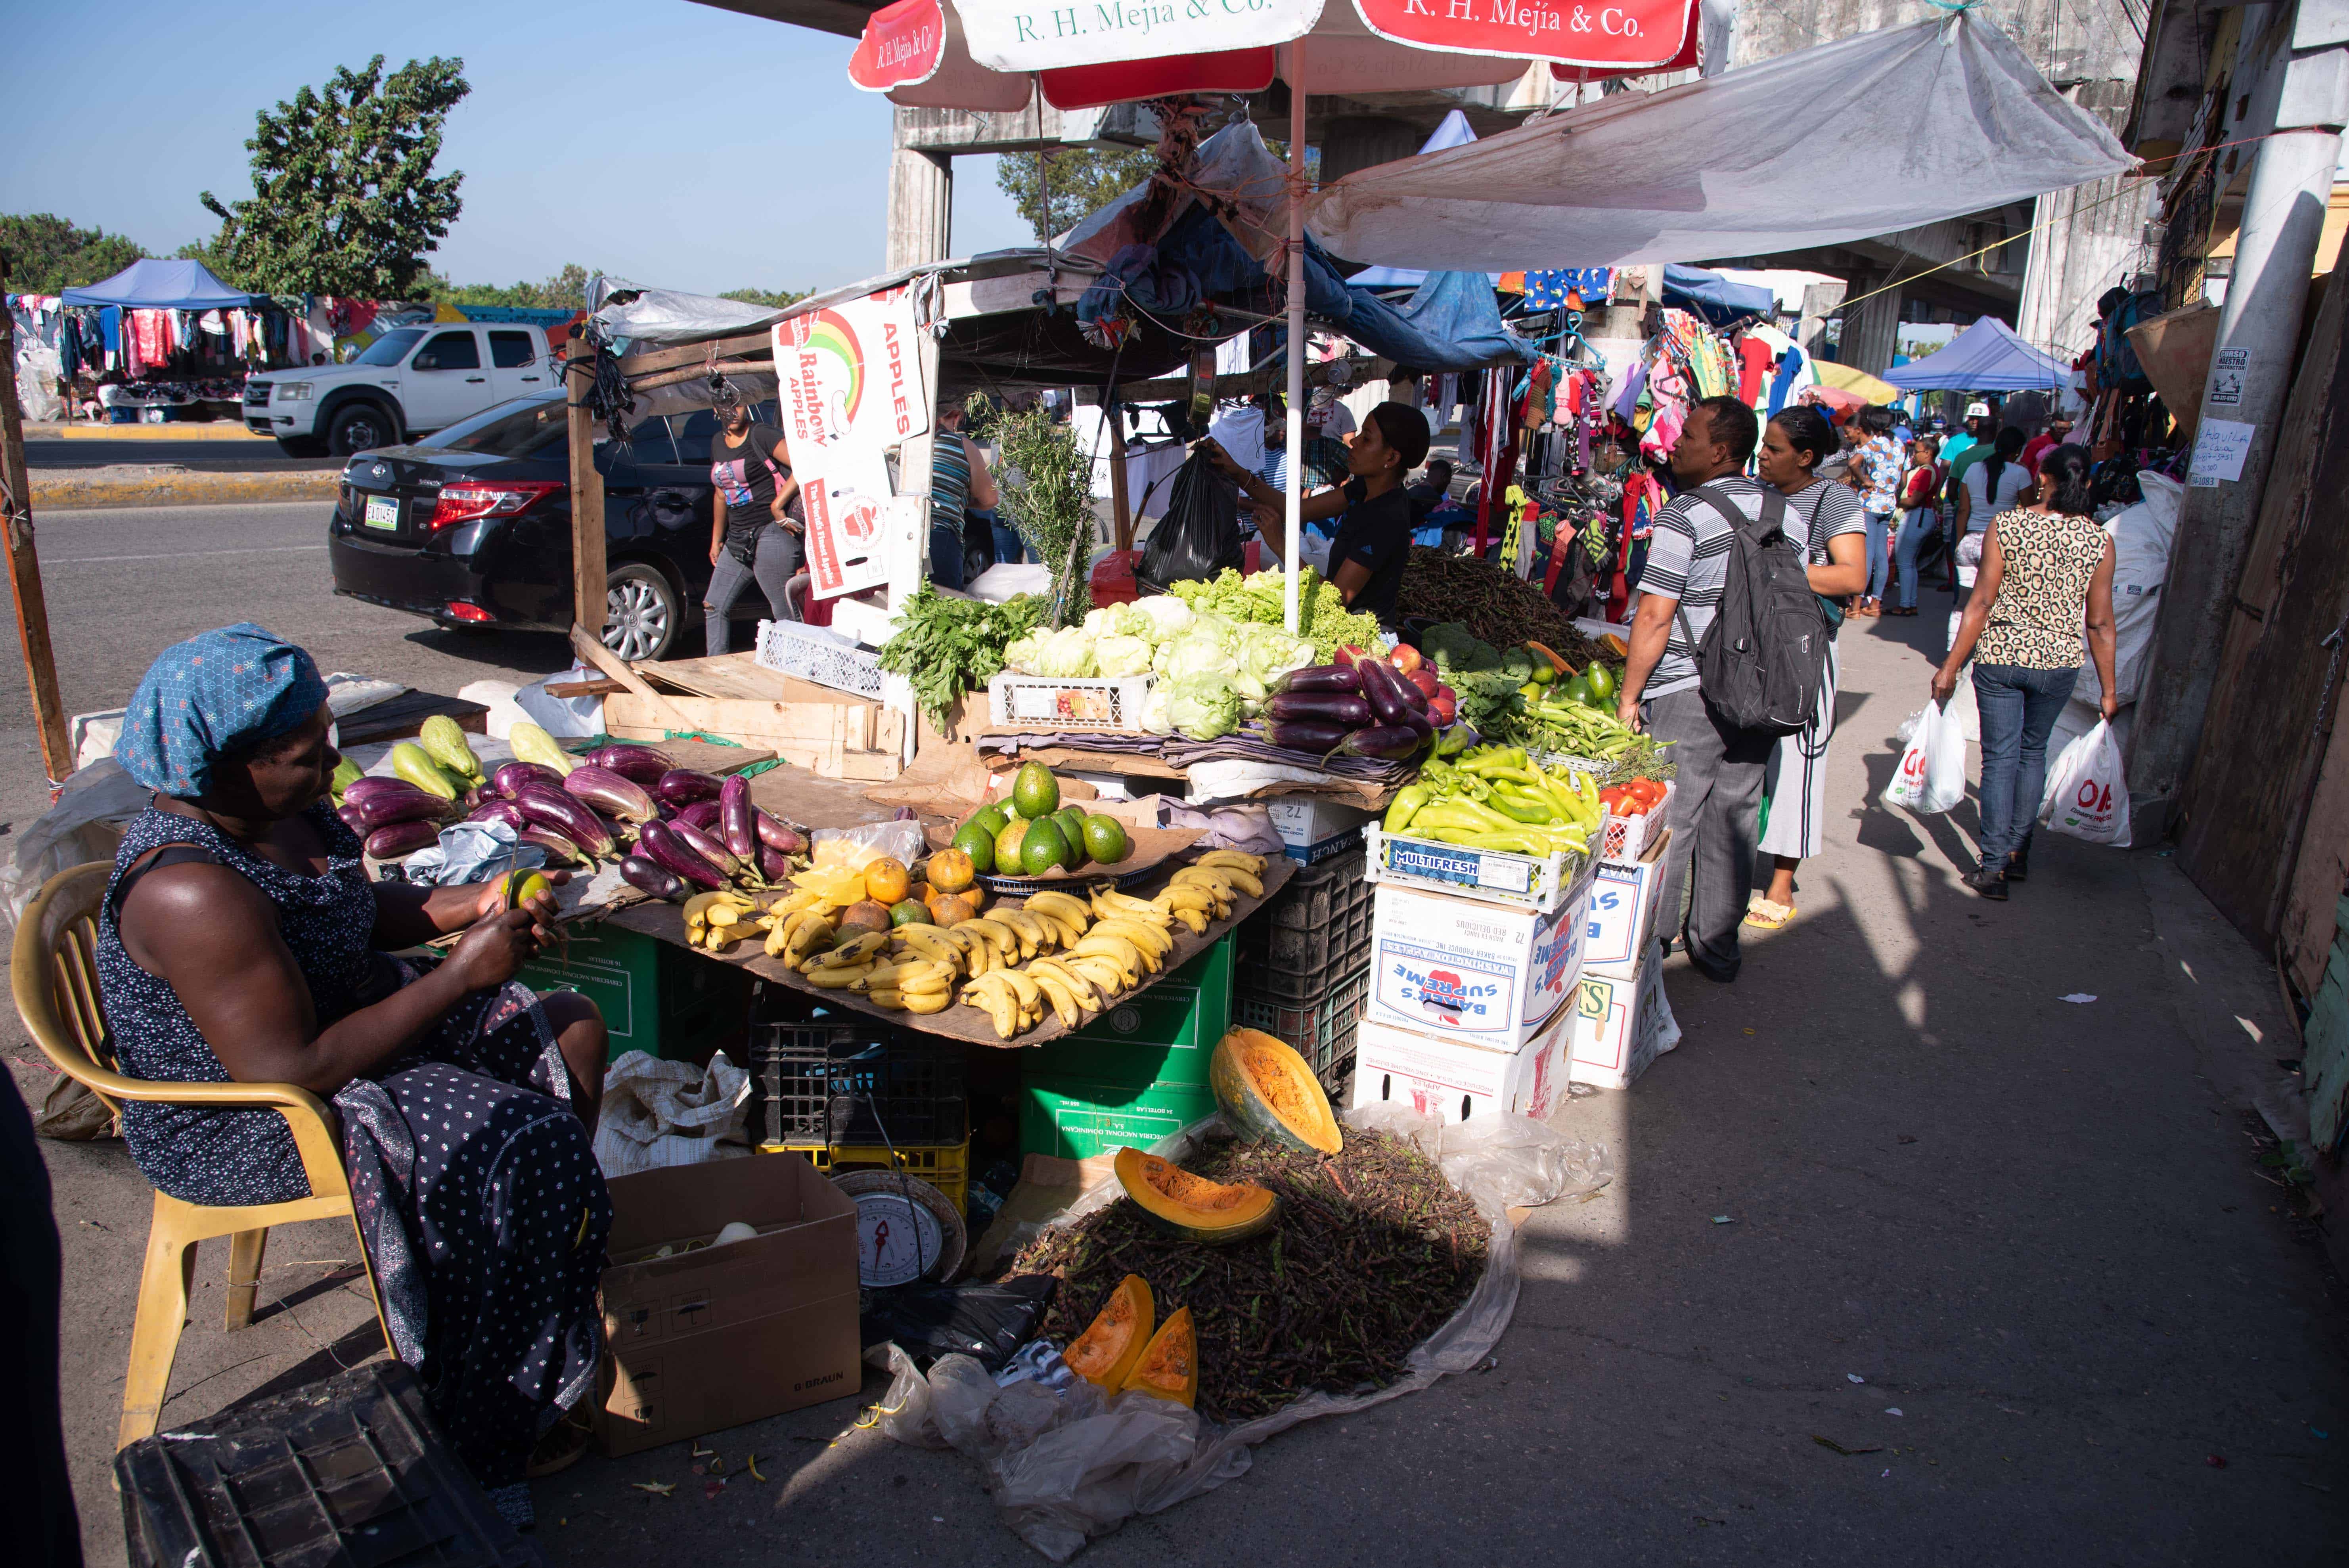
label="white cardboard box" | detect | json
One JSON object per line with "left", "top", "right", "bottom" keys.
{"left": 1349, "top": 1009, "right": 1572, "bottom": 1126}
{"left": 1568, "top": 960, "right": 1681, "bottom": 1089}
{"left": 1367, "top": 877, "right": 1589, "bottom": 1052}
{"left": 1265, "top": 795, "right": 1376, "bottom": 853}
{"left": 1582, "top": 827, "right": 1672, "bottom": 980}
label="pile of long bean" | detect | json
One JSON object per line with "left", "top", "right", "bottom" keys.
{"left": 1382, "top": 745, "right": 1602, "bottom": 855}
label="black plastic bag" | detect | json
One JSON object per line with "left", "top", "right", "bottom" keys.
{"left": 1137, "top": 449, "right": 1245, "bottom": 591}
{"left": 863, "top": 1274, "right": 1057, "bottom": 1371}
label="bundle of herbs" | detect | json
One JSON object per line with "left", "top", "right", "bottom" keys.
{"left": 878, "top": 587, "right": 1048, "bottom": 729}
{"left": 1010, "top": 1130, "right": 1490, "bottom": 1423}
{"left": 1398, "top": 548, "right": 1617, "bottom": 669}
{"left": 990, "top": 399, "right": 1096, "bottom": 630}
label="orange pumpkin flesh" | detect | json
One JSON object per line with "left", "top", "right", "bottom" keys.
{"left": 1208, "top": 1028, "right": 1342, "bottom": 1155}
{"left": 1113, "top": 1147, "right": 1279, "bottom": 1244}
{"left": 1120, "top": 1306, "right": 1198, "bottom": 1407}
{"left": 1064, "top": 1273, "right": 1155, "bottom": 1392}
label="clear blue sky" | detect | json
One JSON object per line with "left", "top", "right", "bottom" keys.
{"left": 0, "top": 0, "right": 1032, "bottom": 294}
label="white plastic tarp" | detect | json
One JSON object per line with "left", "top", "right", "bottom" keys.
{"left": 2081, "top": 470, "right": 2182, "bottom": 708}
{"left": 1882, "top": 316, "right": 2071, "bottom": 391}
{"left": 1309, "top": 16, "right": 2133, "bottom": 270}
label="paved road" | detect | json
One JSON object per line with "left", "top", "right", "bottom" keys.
{"left": 22, "top": 437, "right": 342, "bottom": 472}
{"left": 6, "top": 554, "right": 2345, "bottom": 1565}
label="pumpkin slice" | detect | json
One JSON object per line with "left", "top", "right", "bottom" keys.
{"left": 1063, "top": 1273, "right": 1154, "bottom": 1393}
{"left": 1118, "top": 1306, "right": 1198, "bottom": 1407}
{"left": 1209, "top": 1028, "right": 1342, "bottom": 1155}
{"left": 1113, "top": 1148, "right": 1279, "bottom": 1245}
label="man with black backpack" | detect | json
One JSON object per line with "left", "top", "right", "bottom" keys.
{"left": 1615, "top": 395, "right": 1829, "bottom": 983}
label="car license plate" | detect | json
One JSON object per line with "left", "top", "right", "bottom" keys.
{"left": 363, "top": 494, "right": 400, "bottom": 531}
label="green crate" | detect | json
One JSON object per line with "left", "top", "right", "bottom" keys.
{"left": 1018, "top": 1077, "right": 1221, "bottom": 1159}
{"left": 517, "top": 924, "right": 748, "bottom": 1061}
{"left": 1024, "top": 934, "right": 1233, "bottom": 1090}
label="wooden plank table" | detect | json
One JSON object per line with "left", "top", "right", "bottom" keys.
{"left": 597, "top": 852, "right": 1294, "bottom": 1049}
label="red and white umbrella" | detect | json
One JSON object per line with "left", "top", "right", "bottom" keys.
{"left": 849, "top": 0, "right": 1699, "bottom": 630}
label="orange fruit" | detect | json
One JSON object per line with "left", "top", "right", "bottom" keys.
{"left": 863, "top": 856, "right": 910, "bottom": 906}
{"left": 840, "top": 900, "right": 892, "bottom": 935}
{"left": 927, "top": 847, "right": 976, "bottom": 895}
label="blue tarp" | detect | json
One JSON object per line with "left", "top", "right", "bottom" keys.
{"left": 1881, "top": 316, "right": 2068, "bottom": 392}
{"left": 1662, "top": 264, "right": 1774, "bottom": 324}
{"left": 60, "top": 259, "right": 259, "bottom": 310}
{"left": 1343, "top": 268, "right": 1535, "bottom": 371}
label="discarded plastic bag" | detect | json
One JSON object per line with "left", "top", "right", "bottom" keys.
{"left": 1881, "top": 700, "right": 1966, "bottom": 816}
{"left": 592, "top": 1050, "right": 750, "bottom": 1178}
{"left": 2, "top": 758, "right": 150, "bottom": 934}
{"left": 868, "top": 1107, "right": 1605, "bottom": 1560}
{"left": 2038, "top": 718, "right": 2131, "bottom": 846}
{"left": 861, "top": 1275, "right": 1059, "bottom": 1373}
{"left": 1135, "top": 450, "right": 1245, "bottom": 591}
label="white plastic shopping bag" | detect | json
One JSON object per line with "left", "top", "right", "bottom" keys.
{"left": 2039, "top": 718, "right": 2132, "bottom": 846}
{"left": 1882, "top": 701, "right": 1968, "bottom": 816}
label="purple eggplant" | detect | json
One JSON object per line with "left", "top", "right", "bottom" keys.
{"left": 364, "top": 820, "right": 442, "bottom": 859}
{"left": 1270, "top": 664, "right": 1364, "bottom": 695}
{"left": 1357, "top": 659, "right": 1418, "bottom": 729}
{"left": 758, "top": 842, "right": 793, "bottom": 881}
{"left": 348, "top": 789, "right": 456, "bottom": 834}
{"left": 1396, "top": 672, "right": 1429, "bottom": 713}
{"left": 755, "top": 811, "right": 807, "bottom": 856}
{"left": 672, "top": 817, "right": 742, "bottom": 876}
{"left": 1327, "top": 725, "right": 1426, "bottom": 762}
{"left": 513, "top": 784, "right": 616, "bottom": 859}
{"left": 617, "top": 854, "right": 688, "bottom": 902}
{"left": 492, "top": 760, "right": 568, "bottom": 799}
{"left": 720, "top": 774, "right": 758, "bottom": 862}
{"left": 1266, "top": 691, "right": 1374, "bottom": 728}
{"left": 655, "top": 768, "right": 724, "bottom": 807}
{"left": 521, "top": 827, "right": 590, "bottom": 866}
{"left": 1261, "top": 718, "right": 1353, "bottom": 753}
{"left": 467, "top": 799, "right": 530, "bottom": 831}
{"left": 677, "top": 800, "right": 722, "bottom": 832}
{"left": 894, "top": 806, "right": 917, "bottom": 821}
{"left": 342, "top": 775, "right": 436, "bottom": 809}
{"left": 635, "top": 819, "right": 726, "bottom": 890}
{"left": 563, "top": 764, "right": 658, "bottom": 824}
{"left": 337, "top": 804, "right": 368, "bottom": 832}
{"left": 586, "top": 743, "right": 675, "bottom": 785}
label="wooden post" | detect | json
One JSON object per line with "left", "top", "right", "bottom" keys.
{"left": 0, "top": 258, "right": 74, "bottom": 791}
{"left": 1107, "top": 402, "right": 1133, "bottom": 554}
{"left": 565, "top": 330, "right": 607, "bottom": 639}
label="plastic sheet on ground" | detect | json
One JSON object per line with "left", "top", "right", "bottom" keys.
{"left": 870, "top": 1107, "right": 1611, "bottom": 1561}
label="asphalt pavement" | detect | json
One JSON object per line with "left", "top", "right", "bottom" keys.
{"left": 21, "top": 437, "right": 342, "bottom": 473}
{"left": 4, "top": 548, "right": 2344, "bottom": 1565}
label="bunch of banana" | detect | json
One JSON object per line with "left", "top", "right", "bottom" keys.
{"left": 763, "top": 906, "right": 842, "bottom": 968}
{"left": 1149, "top": 850, "right": 1265, "bottom": 931}
{"left": 850, "top": 959, "right": 955, "bottom": 1015}
{"left": 794, "top": 931, "right": 891, "bottom": 988}
{"left": 684, "top": 890, "right": 770, "bottom": 953}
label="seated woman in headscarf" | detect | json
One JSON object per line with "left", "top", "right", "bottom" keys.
{"left": 98, "top": 624, "right": 611, "bottom": 1523}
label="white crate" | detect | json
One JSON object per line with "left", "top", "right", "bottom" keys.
{"left": 1362, "top": 826, "right": 1595, "bottom": 914}
{"left": 754, "top": 619, "right": 884, "bottom": 698}
{"left": 988, "top": 672, "right": 1155, "bottom": 732}
{"left": 1599, "top": 780, "right": 1673, "bottom": 863}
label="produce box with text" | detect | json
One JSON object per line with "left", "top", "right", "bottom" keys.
{"left": 1366, "top": 877, "right": 1590, "bottom": 1052}
{"left": 1349, "top": 1007, "right": 1572, "bottom": 1125}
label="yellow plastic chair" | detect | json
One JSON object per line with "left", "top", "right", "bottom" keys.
{"left": 11, "top": 861, "right": 391, "bottom": 1449}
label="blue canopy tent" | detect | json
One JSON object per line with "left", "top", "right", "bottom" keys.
{"left": 1661, "top": 264, "right": 1774, "bottom": 325}
{"left": 60, "top": 258, "right": 260, "bottom": 310}
{"left": 1881, "top": 316, "right": 2068, "bottom": 392}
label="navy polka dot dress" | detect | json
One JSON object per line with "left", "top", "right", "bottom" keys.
{"left": 96, "top": 804, "right": 612, "bottom": 1509}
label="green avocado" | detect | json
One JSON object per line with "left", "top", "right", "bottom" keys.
{"left": 1020, "top": 818, "right": 1071, "bottom": 877}
{"left": 951, "top": 823, "right": 997, "bottom": 874}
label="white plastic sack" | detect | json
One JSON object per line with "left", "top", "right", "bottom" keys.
{"left": 2038, "top": 718, "right": 2131, "bottom": 846}
{"left": 510, "top": 667, "right": 605, "bottom": 739}
{"left": 1882, "top": 702, "right": 1968, "bottom": 816}
{"left": 2077, "top": 472, "right": 2181, "bottom": 708}
{"left": 1, "top": 758, "right": 151, "bottom": 933}
{"left": 592, "top": 1050, "right": 751, "bottom": 1178}
{"left": 871, "top": 1108, "right": 1609, "bottom": 1561}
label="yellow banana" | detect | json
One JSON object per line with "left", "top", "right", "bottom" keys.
{"left": 865, "top": 988, "right": 906, "bottom": 1010}
{"left": 802, "top": 961, "right": 874, "bottom": 988}
{"left": 990, "top": 966, "right": 1042, "bottom": 1011}
{"left": 1216, "top": 867, "right": 1264, "bottom": 897}
{"left": 1172, "top": 867, "right": 1234, "bottom": 897}
{"left": 1094, "top": 888, "right": 1164, "bottom": 919}
{"left": 1094, "top": 916, "right": 1172, "bottom": 957}
{"left": 994, "top": 908, "right": 1049, "bottom": 954}
{"left": 1072, "top": 933, "right": 1145, "bottom": 974}
{"left": 963, "top": 918, "right": 1022, "bottom": 961}
{"left": 1196, "top": 850, "right": 1266, "bottom": 875}
{"left": 1160, "top": 885, "right": 1218, "bottom": 912}
{"left": 1028, "top": 957, "right": 1100, "bottom": 1008}
{"left": 962, "top": 974, "right": 1022, "bottom": 1039}
{"left": 828, "top": 930, "right": 889, "bottom": 966}
{"left": 903, "top": 990, "right": 951, "bottom": 1015}
{"left": 856, "top": 961, "right": 946, "bottom": 993}
{"left": 1067, "top": 955, "right": 1131, "bottom": 996}
{"left": 1156, "top": 901, "right": 1209, "bottom": 935}
{"left": 1024, "top": 891, "right": 1092, "bottom": 928}
{"left": 895, "top": 928, "right": 965, "bottom": 969}
{"left": 1029, "top": 969, "right": 1084, "bottom": 1028}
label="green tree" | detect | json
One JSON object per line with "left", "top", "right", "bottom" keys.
{"left": 994, "top": 148, "right": 1157, "bottom": 242}
{"left": 718, "top": 286, "right": 810, "bottom": 310}
{"left": 426, "top": 262, "right": 593, "bottom": 310}
{"left": 0, "top": 214, "right": 148, "bottom": 293}
{"left": 199, "top": 56, "right": 469, "bottom": 298}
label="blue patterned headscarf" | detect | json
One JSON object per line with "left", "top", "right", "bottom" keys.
{"left": 114, "top": 624, "right": 329, "bottom": 798}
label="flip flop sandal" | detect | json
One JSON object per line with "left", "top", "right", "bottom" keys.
{"left": 1743, "top": 898, "right": 1796, "bottom": 930}
{"left": 526, "top": 1410, "right": 593, "bottom": 1478}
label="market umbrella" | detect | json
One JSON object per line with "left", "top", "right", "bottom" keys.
{"left": 1809, "top": 360, "right": 1903, "bottom": 404}
{"left": 847, "top": 0, "right": 1703, "bottom": 632}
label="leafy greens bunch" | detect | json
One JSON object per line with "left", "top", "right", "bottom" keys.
{"left": 877, "top": 587, "right": 1049, "bottom": 728}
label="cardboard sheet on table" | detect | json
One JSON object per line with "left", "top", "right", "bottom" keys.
{"left": 600, "top": 855, "right": 1294, "bottom": 1049}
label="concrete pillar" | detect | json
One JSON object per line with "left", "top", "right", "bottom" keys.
{"left": 2016, "top": 172, "right": 2155, "bottom": 361}
{"left": 1838, "top": 276, "right": 1903, "bottom": 376}
{"left": 1797, "top": 280, "right": 1846, "bottom": 361}
{"left": 1318, "top": 115, "right": 1421, "bottom": 186}
{"left": 2127, "top": 119, "right": 2346, "bottom": 829}
{"left": 886, "top": 133, "right": 952, "bottom": 272}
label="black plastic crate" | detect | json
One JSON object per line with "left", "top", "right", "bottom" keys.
{"left": 752, "top": 1011, "right": 967, "bottom": 1148}
{"left": 1233, "top": 963, "right": 1367, "bottom": 1099}
{"left": 117, "top": 1361, "right": 533, "bottom": 1568}
{"left": 1235, "top": 847, "right": 1375, "bottom": 1010}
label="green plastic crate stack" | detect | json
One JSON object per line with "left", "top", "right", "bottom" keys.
{"left": 518, "top": 924, "right": 749, "bottom": 1061}
{"left": 1018, "top": 934, "right": 1233, "bottom": 1158}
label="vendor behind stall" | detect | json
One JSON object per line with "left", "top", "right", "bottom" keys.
{"left": 96, "top": 626, "right": 610, "bottom": 1523}
{"left": 1208, "top": 401, "right": 1430, "bottom": 626}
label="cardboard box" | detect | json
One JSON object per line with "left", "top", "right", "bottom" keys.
{"left": 1366, "top": 877, "right": 1589, "bottom": 1051}
{"left": 1582, "top": 827, "right": 1673, "bottom": 980}
{"left": 1348, "top": 1009, "right": 1572, "bottom": 1126}
{"left": 594, "top": 1152, "right": 861, "bottom": 1456}
{"left": 1567, "top": 960, "right": 1681, "bottom": 1089}
{"left": 1265, "top": 796, "right": 1376, "bottom": 863}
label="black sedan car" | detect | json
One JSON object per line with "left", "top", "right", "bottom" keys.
{"left": 328, "top": 391, "right": 785, "bottom": 660}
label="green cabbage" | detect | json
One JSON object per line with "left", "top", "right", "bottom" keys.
{"left": 1093, "top": 634, "right": 1154, "bottom": 677}
{"left": 1164, "top": 674, "right": 1241, "bottom": 740}
{"left": 1154, "top": 615, "right": 1241, "bottom": 681}
{"left": 1132, "top": 595, "right": 1196, "bottom": 639}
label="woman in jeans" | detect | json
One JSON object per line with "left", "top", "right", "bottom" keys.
{"left": 705, "top": 393, "right": 800, "bottom": 653}
{"left": 1888, "top": 433, "right": 1943, "bottom": 616}
{"left": 1932, "top": 446, "right": 2119, "bottom": 899}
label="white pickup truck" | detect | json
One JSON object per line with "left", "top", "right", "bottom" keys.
{"left": 243, "top": 322, "right": 559, "bottom": 457}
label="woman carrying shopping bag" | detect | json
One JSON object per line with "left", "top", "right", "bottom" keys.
{"left": 1930, "top": 446, "right": 2119, "bottom": 899}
